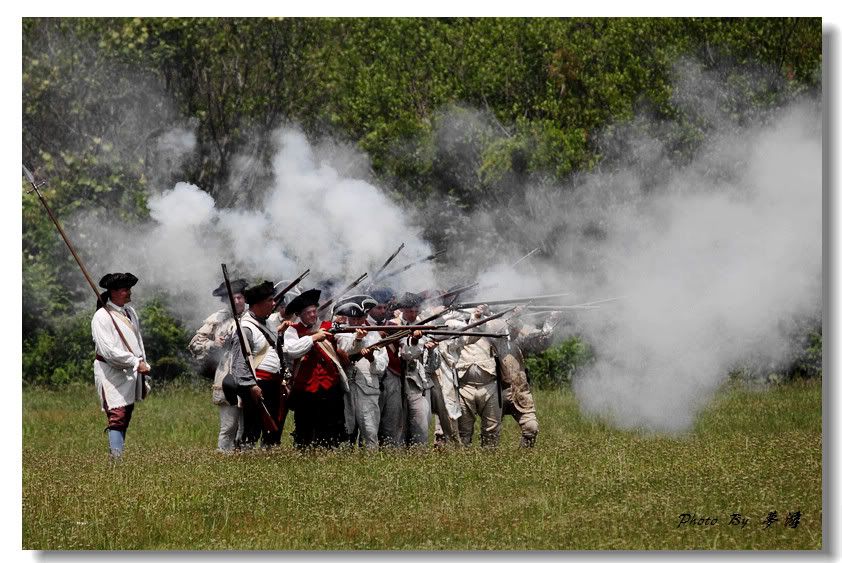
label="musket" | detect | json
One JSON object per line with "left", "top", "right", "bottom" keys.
{"left": 369, "top": 242, "right": 405, "bottom": 284}
{"left": 317, "top": 272, "right": 368, "bottom": 313}
{"left": 23, "top": 164, "right": 150, "bottom": 395}
{"left": 414, "top": 330, "right": 506, "bottom": 338}
{"left": 524, "top": 305, "right": 601, "bottom": 311}
{"left": 377, "top": 249, "right": 447, "bottom": 282}
{"left": 454, "top": 292, "right": 571, "bottom": 309}
{"left": 328, "top": 324, "right": 448, "bottom": 334}
{"left": 272, "top": 269, "right": 310, "bottom": 312}
{"left": 428, "top": 306, "right": 516, "bottom": 343}
{"left": 222, "top": 263, "right": 278, "bottom": 434}
{"left": 434, "top": 282, "right": 479, "bottom": 306}
{"left": 362, "top": 306, "right": 457, "bottom": 351}
{"left": 509, "top": 245, "right": 541, "bottom": 268}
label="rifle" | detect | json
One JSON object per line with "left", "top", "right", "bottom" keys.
{"left": 23, "top": 165, "right": 150, "bottom": 396}
{"left": 328, "top": 324, "right": 448, "bottom": 334}
{"left": 509, "top": 245, "right": 541, "bottom": 268}
{"left": 432, "top": 282, "right": 479, "bottom": 307}
{"left": 369, "top": 242, "right": 405, "bottom": 284}
{"left": 317, "top": 272, "right": 368, "bottom": 313}
{"left": 272, "top": 269, "right": 310, "bottom": 312}
{"left": 453, "top": 292, "right": 571, "bottom": 309}
{"left": 424, "top": 306, "right": 516, "bottom": 344}
{"left": 221, "top": 263, "right": 278, "bottom": 434}
{"left": 376, "top": 249, "right": 447, "bottom": 282}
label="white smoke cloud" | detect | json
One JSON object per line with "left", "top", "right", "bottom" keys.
{"left": 77, "top": 128, "right": 436, "bottom": 329}
{"left": 546, "top": 101, "right": 821, "bottom": 433}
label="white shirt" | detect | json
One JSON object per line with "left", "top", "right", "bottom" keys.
{"left": 91, "top": 302, "right": 146, "bottom": 410}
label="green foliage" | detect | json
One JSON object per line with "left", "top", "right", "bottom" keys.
{"left": 137, "top": 298, "right": 192, "bottom": 382}
{"left": 524, "top": 336, "right": 594, "bottom": 389}
{"left": 22, "top": 311, "right": 92, "bottom": 386}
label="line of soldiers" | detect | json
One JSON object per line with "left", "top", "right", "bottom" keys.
{"left": 188, "top": 278, "right": 561, "bottom": 452}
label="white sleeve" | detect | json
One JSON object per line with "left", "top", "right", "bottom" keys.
{"left": 335, "top": 332, "right": 365, "bottom": 354}
{"left": 283, "top": 325, "right": 314, "bottom": 359}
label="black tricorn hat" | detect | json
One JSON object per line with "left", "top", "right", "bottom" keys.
{"left": 99, "top": 272, "right": 139, "bottom": 290}
{"left": 333, "top": 294, "right": 378, "bottom": 318}
{"left": 212, "top": 278, "right": 248, "bottom": 297}
{"left": 244, "top": 280, "right": 275, "bottom": 305}
{"left": 395, "top": 291, "right": 423, "bottom": 309}
{"left": 285, "top": 288, "right": 321, "bottom": 316}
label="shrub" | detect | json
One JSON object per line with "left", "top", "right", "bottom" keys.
{"left": 524, "top": 336, "right": 594, "bottom": 389}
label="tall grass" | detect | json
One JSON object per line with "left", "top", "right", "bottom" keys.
{"left": 22, "top": 379, "right": 822, "bottom": 550}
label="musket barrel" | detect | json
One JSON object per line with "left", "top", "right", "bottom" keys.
{"left": 377, "top": 249, "right": 447, "bottom": 281}
{"left": 454, "top": 292, "right": 571, "bottom": 308}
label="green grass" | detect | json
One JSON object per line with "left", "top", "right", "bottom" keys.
{"left": 22, "top": 379, "right": 822, "bottom": 550}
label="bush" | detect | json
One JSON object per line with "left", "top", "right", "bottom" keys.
{"left": 22, "top": 310, "right": 92, "bottom": 386}
{"left": 22, "top": 297, "right": 193, "bottom": 386}
{"left": 524, "top": 336, "right": 594, "bottom": 389}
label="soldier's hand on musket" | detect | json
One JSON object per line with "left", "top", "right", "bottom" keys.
{"left": 138, "top": 360, "right": 151, "bottom": 374}
{"left": 276, "top": 320, "right": 292, "bottom": 336}
{"left": 311, "top": 330, "right": 329, "bottom": 342}
{"left": 249, "top": 385, "right": 263, "bottom": 402}
{"left": 354, "top": 328, "right": 368, "bottom": 341}
{"left": 214, "top": 333, "right": 227, "bottom": 347}
{"left": 423, "top": 340, "right": 437, "bottom": 351}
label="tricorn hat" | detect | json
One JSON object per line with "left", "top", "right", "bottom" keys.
{"left": 395, "top": 291, "right": 423, "bottom": 309}
{"left": 333, "top": 294, "right": 378, "bottom": 318}
{"left": 212, "top": 278, "right": 248, "bottom": 297}
{"left": 98, "top": 272, "right": 139, "bottom": 290}
{"left": 244, "top": 280, "right": 275, "bottom": 305}
{"left": 285, "top": 288, "right": 322, "bottom": 316}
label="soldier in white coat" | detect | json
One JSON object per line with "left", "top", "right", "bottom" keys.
{"left": 91, "top": 272, "right": 151, "bottom": 459}
{"left": 333, "top": 295, "right": 388, "bottom": 451}
{"left": 188, "top": 278, "right": 248, "bottom": 452}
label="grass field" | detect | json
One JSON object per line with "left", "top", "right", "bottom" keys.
{"left": 22, "top": 378, "right": 822, "bottom": 550}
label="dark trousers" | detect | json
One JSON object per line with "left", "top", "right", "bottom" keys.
{"left": 239, "top": 379, "right": 282, "bottom": 448}
{"left": 292, "top": 385, "right": 346, "bottom": 449}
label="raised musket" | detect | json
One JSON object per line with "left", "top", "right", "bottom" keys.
{"left": 376, "top": 249, "right": 447, "bottom": 282}
{"left": 434, "top": 282, "right": 479, "bottom": 307}
{"left": 222, "top": 263, "right": 278, "bottom": 434}
{"left": 317, "top": 272, "right": 368, "bottom": 313}
{"left": 509, "top": 245, "right": 542, "bottom": 268}
{"left": 369, "top": 242, "right": 405, "bottom": 284}
{"left": 272, "top": 269, "right": 311, "bottom": 312}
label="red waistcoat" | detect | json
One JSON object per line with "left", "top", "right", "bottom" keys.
{"left": 291, "top": 321, "right": 340, "bottom": 393}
